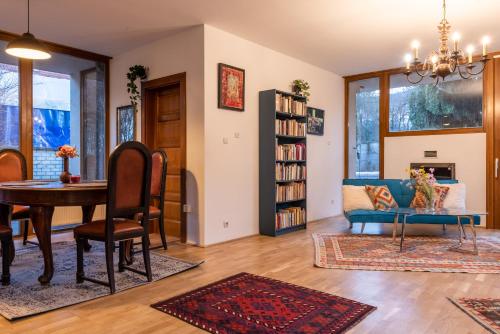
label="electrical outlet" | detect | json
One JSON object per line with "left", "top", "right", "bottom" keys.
{"left": 223, "top": 221, "right": 229, "bottom": 228}
{"left": 330, "top": 199, "right": 335, "bottom": 205}
{"left": 234, "top": 132, "right": 240, "bottom": 138}
{"left": 223, "top": 137, "right": 229, "bottom": 144}
{"left": 183, "top": 204, "right": 192, "bottom": 213}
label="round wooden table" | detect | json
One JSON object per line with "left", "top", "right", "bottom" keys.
{"left": 0, "top": 181, "right": 107, "bottom": 284}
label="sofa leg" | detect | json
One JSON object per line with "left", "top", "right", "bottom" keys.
{"left": 349, "top": 222, "right": 353, "bottom": 229}
{"left": 442, "top": 224, "right": 447, "bottom": 232}
{"left": 360, "top": 223, "right": 366, "bottom": 234}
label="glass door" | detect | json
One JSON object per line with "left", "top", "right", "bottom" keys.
{"left": 347, "top": 77, "right": 380, "bottom": 179}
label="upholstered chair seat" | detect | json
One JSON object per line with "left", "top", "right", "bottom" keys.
{"left": 74, "top": 219, "right": 144, "bottom": 240}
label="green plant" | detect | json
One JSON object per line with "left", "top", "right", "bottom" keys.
{"left": 126, "top": 65, "right": 148, "bottom": 110}
{"left": 292, "top": 79, "right": 311, "bottom": 100}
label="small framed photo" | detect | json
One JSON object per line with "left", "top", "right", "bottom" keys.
{"left": 116, "top": 105, "right": 136, "bottom": 144}
{"left": 218, "top": 63, "right": 245, "bottom": 111}
{"left": 307, "top": 107, "right": 325, "bottom": 136}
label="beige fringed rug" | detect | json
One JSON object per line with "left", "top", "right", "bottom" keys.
{"left": 312, "top": 233, "right": 500, "bottom": 273}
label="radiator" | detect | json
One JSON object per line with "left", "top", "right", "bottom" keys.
{"left": 52, "top": 205, "right": 106, "bottom": 226}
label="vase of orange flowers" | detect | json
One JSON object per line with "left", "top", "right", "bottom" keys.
{"left": 408, "top": 168, "right": 437, "bottom": 211}
{"left": 56, "top": 145, "right": 79, "bottom": 183}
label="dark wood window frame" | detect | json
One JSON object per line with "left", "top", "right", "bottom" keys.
{"left": 344, "top": 53, "right": 500, "bottom": 229}
{"left": 0, "top": 29, "right": 111, "bottom": 178}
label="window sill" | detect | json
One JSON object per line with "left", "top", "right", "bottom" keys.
{"left": 384, "top": 127, "right": 485, "bottom": 137}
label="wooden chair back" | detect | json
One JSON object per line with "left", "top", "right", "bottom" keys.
{"left": 0, "top": 149, "right": 27, "bottom": 182}
{"left": 106, "top": 141, "right": 152, "bottom": 238}
{"left": 150, "top": 150, "right": 167, "bottom": 201}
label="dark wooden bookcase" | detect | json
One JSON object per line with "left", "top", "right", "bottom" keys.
{"left": 259, "top": 89, "right": 307, "bottom": 236}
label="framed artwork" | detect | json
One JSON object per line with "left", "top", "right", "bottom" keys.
{"left": 307, "top": 107, "right": 325, "bottom": 136}
{"left": 116, "top": 105, "right": 136, "bottom": 144}
{"left": 218, "top": 63, "right": 245, "bottom": 111}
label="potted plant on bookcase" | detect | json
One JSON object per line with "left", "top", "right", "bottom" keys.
{"left": 126, "top": 65, "right": 148, "bottom": 112}
{"left": 291, "top": 79, "right": 310, "bottom": 101}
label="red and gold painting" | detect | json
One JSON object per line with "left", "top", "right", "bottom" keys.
{"left": 218, "top": 63, "right": 245, "bottom": 111}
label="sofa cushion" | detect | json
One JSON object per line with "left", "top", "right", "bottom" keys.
{"left": 365, "top": 185, "right": 399, "bottom": 210}
{"left": 342, "top": 185, "right": 374, "bottom": 212}
{"left": 439, "top": 183, "right": 466, "bottom": 210}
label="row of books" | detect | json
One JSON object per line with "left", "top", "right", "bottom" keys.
{"left": 276, "top": 182, "right": 306, "bottom": 202}
{"left": 275, "top": 94, "right": 307, "bottom": 116}
{"left": 276, "top": 163, "right": 306, "bottom": 181}
{"left": 275, "top": 207, "right": 306, "bottom": 230}
{"left": 276, "top": 119, "right": 306, "bottom": 137}
{"left": 276, "top": 143, "right": 306, "bottom": 161}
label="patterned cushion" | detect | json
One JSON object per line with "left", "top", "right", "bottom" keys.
{"left": 410, "top": 186, "right": 450, "bottom": 208}
{"left": 365, "top": 185, "right": 399, "bottom": 210}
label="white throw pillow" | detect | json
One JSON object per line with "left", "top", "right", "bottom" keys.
{"left": 342, "top": 185, "right": 375, "bottom": 212}
{"left": 439, "top": 183, "right": 466, "bottom": 210}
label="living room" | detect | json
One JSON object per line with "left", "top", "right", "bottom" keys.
{"left": 0, "top": 0, "right": 498, "bottom": 333}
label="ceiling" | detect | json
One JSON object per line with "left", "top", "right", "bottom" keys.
{"left": 0, "top": 0, "right": 499, "bottom": 76}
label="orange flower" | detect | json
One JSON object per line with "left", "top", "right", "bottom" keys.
{"left": 55, "top": 145, "right": 79, "bottom": 158}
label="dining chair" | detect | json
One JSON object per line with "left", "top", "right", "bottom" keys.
{"left": 73, "top": 141, "right": 153, "bottom": 294}
{"left": 133, "top": 150, "right": 168, "bottom": 251}
{"left": 0, "top": 149, "right": 32, "bottom": 245}
{"left": 0, "top": 224, "right": 12, "bottom": 285}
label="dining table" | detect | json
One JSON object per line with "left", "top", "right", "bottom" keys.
{"left": 0, "top": 180, "right": 107, "bottom": 284}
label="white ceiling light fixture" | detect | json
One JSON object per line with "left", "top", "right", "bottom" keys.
{"left": 5, "top": 0, "right": 51, "bottom": 60}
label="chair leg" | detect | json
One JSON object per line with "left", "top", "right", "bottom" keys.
{"left": 1, "top": 239, "right": 11, "bottom": 286}
{"left": 76, "top": 237, "right": 85, "bottom": 283}
{"left": 23, "top": 220, "right": 29, "bottom": 245}
{"left": 118, "top": 241, "right": 125, "bottom": 273}
{"left": 157, "top": 216, "right": 168, "bottom": 250}
{"left": 105, "top": 241, "right": 116, "bottom": 294}
{"left": 360, "top": 223, "right": 366, "bottom": 234}
{"left": 141, "top": 236, "right": 152, "bottom": 282}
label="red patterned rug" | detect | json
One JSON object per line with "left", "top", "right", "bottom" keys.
{"left": 151, "top": 272, "right": 375, "bottom": 333}
{"left": 449, "top": 298, "right": 500, "bottom": 333}
{"left": 312, "top": 234, "right": 500, "bottom": 273}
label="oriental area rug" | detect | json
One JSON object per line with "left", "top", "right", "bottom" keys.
{"left": 449, "top": 298, "right": 500, "bottom": 334}
{"left": 151, "top": 272, "right": 376, "bottom": 334}
{"left": 0, "top": 241, "right": 202, "bottom": 320}
{"left": 312, "top": 234, "right": 500, "bottom": 274}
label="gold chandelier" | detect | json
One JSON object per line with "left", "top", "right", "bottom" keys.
{"left": 404, "top": 0, "right": 490, "bottom": 84}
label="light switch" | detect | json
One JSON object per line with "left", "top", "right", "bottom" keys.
{"left": 223, "top": 137, "right": 229, "bottom": 144}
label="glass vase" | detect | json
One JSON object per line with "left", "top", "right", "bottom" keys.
{"left": 425, "top": 195, "right": 435, "bottom": 212}
{"left": 59, "top": 157, "right": 71, "bottom": 183}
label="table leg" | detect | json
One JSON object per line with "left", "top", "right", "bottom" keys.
{"left": 81, "top": 205, "right": 96, "bottom": 252}
{"left": 392, "top": 213, "right": 399, "bottom": 242}
{"left": 457, "top": 216, "right": 463, "bottom": 246}
{"left": 30, "top": 206, "right": 55, "bottom": 284}
{"left": 0, "top": 204, "right": 14, "bottom": 264}
{"left": 468, "top": 215, "right": 478, "bottom": 255}
{"left": 400, "top": 214, "right": 407, "bottom": 252}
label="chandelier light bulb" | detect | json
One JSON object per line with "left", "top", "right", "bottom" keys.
{"left": 411, "top": 40, "right": 420, "bottom": 59}
{"left": 466, "top": 45, "right": 474, "bottom": 63}
{"left": 404, "top": 54, "right": 412, "bottom": 69}
{"left": 482, "top": 36, "right": 491, "bottom": 56}
{"left": 452, "top": 32, "right": 461, "bottom": 42}
{"left": 431, "top": 55, "right": 439, "bottom": 64}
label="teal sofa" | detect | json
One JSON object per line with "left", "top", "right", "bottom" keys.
{"left": 343, "top": 179, "right": 480, "bottom": 230}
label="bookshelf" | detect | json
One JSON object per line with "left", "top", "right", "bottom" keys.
{"left": 259, "top": 89, "right": 307, "bottom": 236}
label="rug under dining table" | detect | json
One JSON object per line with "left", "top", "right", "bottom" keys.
{"left": 0, "top": 241, "right": 202, "bottom": 320}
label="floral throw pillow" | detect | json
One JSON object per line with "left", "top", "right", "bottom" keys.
{"left": 365, "top": 185, "right": 399, "bottom": 210}
{"left": 410, "top": 185, "right": 450, "bottom": 208}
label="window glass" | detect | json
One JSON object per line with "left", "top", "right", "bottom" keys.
{"left": 0, "top": 41, "right": 19, "bottom": 150}
{"left": 347, "top": 77, "right": 380, "bottom": 179}
{"left": 33, "top": 53, "right": 106, "bottom": 180}
{"left": 389, "top": 70, "right": 483, "bottom": 132}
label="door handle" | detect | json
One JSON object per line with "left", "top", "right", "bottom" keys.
{"left": 495, "top": 158, "right": 499, "bottom": 178}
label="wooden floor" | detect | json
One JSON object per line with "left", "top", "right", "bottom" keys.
{"left": 1, "top": 216, "right": 499, "bottom": 334}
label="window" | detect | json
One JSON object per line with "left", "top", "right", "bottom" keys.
{"left": 32, "top": 53, "right": 106, "bottom": 180}
{"left": 0, "top": 40, "right": 19, "bottom": 150}
{"left": 347, "top": 77, "right": 380, "bottom": 179}
{"left": 389, "top": 70, "right": 483, "bottom": 132}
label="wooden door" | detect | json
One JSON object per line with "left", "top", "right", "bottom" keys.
{"left": 142, "top": 73, "right": 186, "bottom": 241}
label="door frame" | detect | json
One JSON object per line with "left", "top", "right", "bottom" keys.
{"left": 141, "top": 72, "right": 187, "bottom": 242}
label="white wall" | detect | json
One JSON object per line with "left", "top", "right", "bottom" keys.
{"left": 385, "top": 133, "right": 486, "bottom": 225}
{"left": 109, "top": 26, "right": 205, "bottom": 244}
{"left": 203, "top": 25, "right": 344, "bottom": 245}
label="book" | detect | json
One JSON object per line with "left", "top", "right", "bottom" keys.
{"left": 275, "top": 207, "right": 306, "bottom": 230}
{"left": 275, "top": 119, "right": 306, "bottom": 136}
{"left": 275, "top": 182, "right": 306, "bottom": 202}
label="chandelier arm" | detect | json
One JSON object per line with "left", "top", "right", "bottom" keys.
{"left": 466, "top": 62, "right": 487, "bottom": 76}
{"left": 405, "top": 73, "right": 425, "bottom": 85}
{"left": 414, "top": 67, "right": 431, "bottom": 78}
{"left": 456, "top": 65, "right": 471, "bottom": 80}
